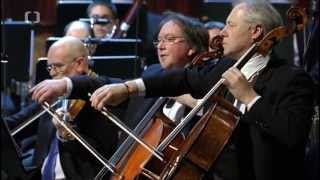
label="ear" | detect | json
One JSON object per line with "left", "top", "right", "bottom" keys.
{"left": 74, "top": 57, "right": 83, "bottom": 65}
{"left": 251, "top": 24, "right": 264, "bottom": 41}
{"left": 74, "top": 57, "right": 86, "bottom": 72}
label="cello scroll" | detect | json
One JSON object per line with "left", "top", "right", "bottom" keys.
{"left": 191, "top": 35, "right": 224, "bottom": 66}
{"left": 257, "top": 7, "right": 308, "bottom": 56}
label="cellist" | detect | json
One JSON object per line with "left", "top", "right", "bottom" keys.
{"left": 125, "top": 12, "right": 210, "bottom": 131}
{"left": 87, "top": 1, "right": 315, "bottom": 180}
{"left": 27, "top": 36, "right": 124, "bottom": 180}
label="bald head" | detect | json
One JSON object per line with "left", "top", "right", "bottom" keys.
{"left": 47, "top": 36, "right": 90, "bottom": 79}
{"left": 49, "top": 36, "right": 89, "bottom": 59}
{"left": 65, "top": 21, "right": 91, "bottom": 39}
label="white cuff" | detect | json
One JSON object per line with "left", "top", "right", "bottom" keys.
{"left": 62, "top": 77, "right": 73, "bottom": 98}
{"left": 246, "top": 95, "right": 261, "bottom": 111}
{"left": 133, "top": 78, "right": 146, "bottom": 96}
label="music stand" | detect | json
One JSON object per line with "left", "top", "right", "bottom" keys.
{"left": 1, "top": 21, "right": 31, "bottom": 87}
{"left": 92, "top": 38, "right": 142, "bottom": 56}
{"left": 90, "top": 55, "right": 143, "bottom": 79}
{"left": 46, "top": 37, "right": 142, "bottom": 56}
{"left": 35, "top": 57, "right": 51, "bottom": 84}
{"left": 1, "top": 117, "right": 27, "bottom": 179}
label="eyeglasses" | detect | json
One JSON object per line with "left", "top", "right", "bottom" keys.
{"left": 152, "top": 36, "right": 185, "bottom": 47}
{"left": 90, "top": 15, "right": 113, "bottom": 25}
{"left": 91, "top": 14, "right": 114, "bottom": 20}
{"left": 46, "top": 58, "right": 78, "bottom": 73}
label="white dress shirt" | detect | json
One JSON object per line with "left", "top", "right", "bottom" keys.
{"left": 233, "top": 54, "right": 269, "bottom": 113}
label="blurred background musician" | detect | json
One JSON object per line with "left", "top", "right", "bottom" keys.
{"left": 64, "top": 20, "right": 91, "bottom": 39}
{"left": 204, "top": 20, "right": 225, "bottom": 52}
{"left": 87, "top": 1, "right": 119, "bottom": 39}
{"left": 64, "top": 20, "right": 97, "bottom": 56}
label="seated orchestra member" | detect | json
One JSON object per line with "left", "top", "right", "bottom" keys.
{"left": 121, "top": 12, "right": 209, "bottom": 135}
{"left": 87, "top": 1, "right": 119, "bottom": 38}
{"left": 3, "top": 20, "right": 95, "bottom": 173}
{"left": 200, "top": 20, "right": 225, "bottom": 67}
{"left": 75, "top": 1, "right": 313, "bottom": 180}
{"left": 204, "top": 20, "right": 225, "bottom": 52}
{"left": 64, "top": 20, "right": 97, "bottom": 56}
{"left": 204, "top": 21, "right": 225, "bottom": 42}
{"left": 64, "top": 20, "right": 91, "bottom": 39}
{"left": 6, "top": 37, "right": 124, "bottom": 180}
{"left": 40, "top": 36, "right": 123, "bottom": 180}
{"left": 146, "top": 12, "right": 209, "bottom": 124}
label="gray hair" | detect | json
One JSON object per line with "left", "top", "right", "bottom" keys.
{"left": 233, "top": 0, "right": 283, "bottom": 35}
{"left": 204, "top": 21, "right": 225, "bottom": 30}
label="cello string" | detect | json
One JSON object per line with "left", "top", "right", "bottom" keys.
{"left": 88, "top": 93, "right": 164, "bottom": 162}
{"left": 100, "top": 106, "right": 164, "bottom": 162}
{"left": 109, "top": 97, "right": 167, "bottom": 165}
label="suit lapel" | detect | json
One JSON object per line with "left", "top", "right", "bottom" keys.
{"left": 254, "top": 55, "right": 281, "bottom": 93}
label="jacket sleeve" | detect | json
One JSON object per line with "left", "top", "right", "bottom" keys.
{"left": 142, "top": 58, "right": 232, "bottom": 98}
{"left": 69, "top": 75, "right": 123, "bottom": 100}
{"left": 242, "top": 68, "right": 315, "bottom": 147}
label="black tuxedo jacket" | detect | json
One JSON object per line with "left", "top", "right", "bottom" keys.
{"left": 70, "top": 67, "right": 159, "bottom": 148}
{"left": 142, "top": 56, "right": 315, "bottom": 180}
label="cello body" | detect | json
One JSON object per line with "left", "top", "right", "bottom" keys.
{"left": 111, "top": 113, "right": 184, "bottom": 180}
{"left": 160, "top": 96, "right": 241, "bottom": 179}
